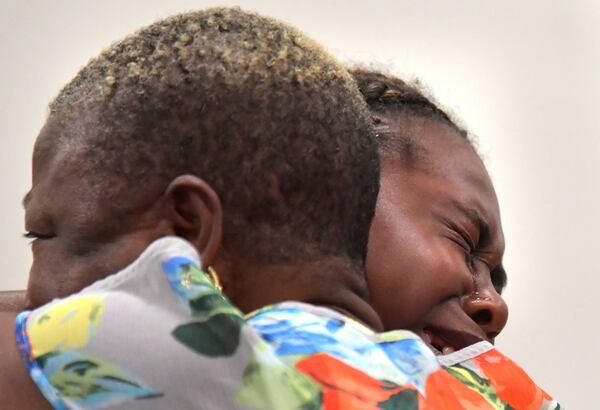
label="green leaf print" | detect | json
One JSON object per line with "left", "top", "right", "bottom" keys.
{"left": 172, "top": 312, "right": 243, "bottom": 357}
{"left": 378, "top": 389, "right": 418, "bottom": 410}
{"left": 236, "top": 357, "right": 322, "bottom": 410}
{"left": 188, "top": 293, "right": 240, "bottom": 320}
{"left": 38, "top": 350, "right": 162, "bottom": 407}
{"left": 445, "top": 364, "right": 514, "bottom": 410}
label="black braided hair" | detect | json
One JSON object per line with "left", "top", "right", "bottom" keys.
{"left": 351, "top": 69, "right": 470, "bottom": 166}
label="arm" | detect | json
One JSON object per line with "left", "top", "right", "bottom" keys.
{"left": 0, "top": 291, "right": 27, "bottom": 312}
{"left": 0, "top": 313, "right": 51, "bottom": 409}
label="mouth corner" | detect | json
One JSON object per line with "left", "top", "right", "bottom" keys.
{"left": 420, "top": 327, "right": 485, "bottom": 356}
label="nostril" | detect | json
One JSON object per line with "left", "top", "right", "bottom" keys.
{"left": 471, "top": 309, "right": 492, "bottom": 325}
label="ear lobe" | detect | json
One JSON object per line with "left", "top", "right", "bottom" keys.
{"left": 165, "top": 175, "right": 223, "bottom": 269}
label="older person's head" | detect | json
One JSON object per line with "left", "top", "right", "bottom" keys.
{"left": 23, "top": 8, "right": 381, "bottom": 328}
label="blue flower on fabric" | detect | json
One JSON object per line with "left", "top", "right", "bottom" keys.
{"left": 253, "top": 319, "right": 338, "bottom": 356}
{"left": 379, "top": 338, "right": 438, "bottom": 391}
{"left": 161, "top": 256, "right": 215, "bottom": 302}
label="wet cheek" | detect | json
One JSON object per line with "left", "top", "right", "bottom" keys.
{"left": 429, "top": 245, "right": 475, "bottom": 299}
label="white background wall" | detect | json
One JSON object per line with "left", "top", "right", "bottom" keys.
{"left": 1, "top": 0, "right": 598, "bottom": 407}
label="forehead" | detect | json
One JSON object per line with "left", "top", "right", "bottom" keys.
{"left": 31, "top": 113, "right": 89, "bottom": 180}
{"left": 383, "top": 117, "right": 496, "bottom": 197}
{"left": 25, "top": 112, "right": 164, "bottom": 229}
{"left": 25, "top": 115, "right": 104, "bottom": 216}
{"left": 380, "top": 118, "right": 503, "bottom": 241}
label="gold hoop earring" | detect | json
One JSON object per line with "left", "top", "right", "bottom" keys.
{"left": 207, "top": 266, "right": 223, "bottom": 292}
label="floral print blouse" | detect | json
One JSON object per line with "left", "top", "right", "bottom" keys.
{"left": 15, "top": 237, "right": 559, "bottom": 409}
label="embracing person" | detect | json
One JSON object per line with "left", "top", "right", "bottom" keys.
{"left": 0, "top": 7, "right": 558, "bottom": 410}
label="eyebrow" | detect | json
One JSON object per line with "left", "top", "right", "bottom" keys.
{"left": 451, "top": 201, "right": 490, "bottom": 244}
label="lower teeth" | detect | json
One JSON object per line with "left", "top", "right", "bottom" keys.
{"left": 442, "top": 347, "right": 455, "bottom": 355}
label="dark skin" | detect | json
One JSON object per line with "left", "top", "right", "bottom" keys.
{"left": 1, "top": 116, "right": 511, "bottom": 344}
{"left": 366, "top": 114, "right": 508, "bottom": 353}
{"left": 0, "top": 113, "right": 382, "bottom": 409}
{"left": 0, "top": 112, "right": 510, "bottom": 407}
{"left": 0, "top": 314, "right": 50, "bottom": 409}
{"left": 0, "top": 291, "right": 26, "bottom": 311}
{"left": 2, "top": 115, "right": 510, "bottom": 342}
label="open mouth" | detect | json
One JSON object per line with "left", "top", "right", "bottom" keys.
{"left": 421, "top": 328, "right": 484, "bottom": 356}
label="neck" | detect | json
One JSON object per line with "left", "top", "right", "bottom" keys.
{"left": 225, "top": 255, "right": 384, "bottom": 332}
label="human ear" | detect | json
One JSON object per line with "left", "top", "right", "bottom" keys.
{"left": 164, "top": 175, "right": 223, "bottom": 269}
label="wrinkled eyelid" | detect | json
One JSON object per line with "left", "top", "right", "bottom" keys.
{"left": 451, "top": 201, "right": 490, "bottom": 247}
{"left": 441, "top": 216, "right": 475, "bottom": 251}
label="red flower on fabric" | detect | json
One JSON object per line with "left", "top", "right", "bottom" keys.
{"left": 420, "top": 368, "right": 495, "bottom": 409}
{"left": 296, "top": 352, "right": 416, "bottom": 409}
{"left": 474, "top": 349, "right": 552, "bottom": 409}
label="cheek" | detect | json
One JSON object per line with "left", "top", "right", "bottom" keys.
{"left": 366, "top": 214, "right": 440, "bottom": 329}
{"left": 26, "top": 232, "right": 163, "bottom": 308}
{"left": 26, "top": 241, "right": 80, "bottom": 307}
{"left": 68, "top": 233, "right": 162, "bottom": 292}
{"left": 27, "top": 238, "right": 115, "bottom": 307}
{"left": 366, "top": 213, "right": 474, "bottom": 330}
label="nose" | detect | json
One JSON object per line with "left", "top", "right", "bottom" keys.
{"left": 463, "top": 273, "right": 508, "bottom": 342}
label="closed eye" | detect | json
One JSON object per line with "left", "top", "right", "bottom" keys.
{"left": 442, "top": 219, "right": 476, "bottom": 254}
{"left": 443, "top": 225, "right": 478, "bottom": 271}
{"left": 23, "top": 231, "right": 55, "bottom": 241}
